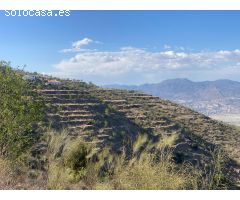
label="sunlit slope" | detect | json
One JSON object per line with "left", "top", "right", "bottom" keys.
{"left": 37, "top": 82, "right": 240, "bottom": 183}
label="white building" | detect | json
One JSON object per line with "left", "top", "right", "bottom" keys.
{"left": 23, "top": 75, "right": 37, "bottom": 81}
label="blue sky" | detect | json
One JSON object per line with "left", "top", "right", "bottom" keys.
{"left": 1, "top": 10, "right": 240, "bottom": 85}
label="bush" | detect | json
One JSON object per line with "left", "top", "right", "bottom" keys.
{"left": 46, "top": 130, "right": 95, "bottom": 189}
{"left": 63, "top": 140, "right": 90, "bottom": 171}
{"left": 0, "top": 62, "right": 44, "bottom": 159}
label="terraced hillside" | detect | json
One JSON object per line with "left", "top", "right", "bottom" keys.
{"left": 92, "top": 89, "right": 240, "bottom": 161}
{"left": 38, "top": 88, "right": 144, "bottom": 152}
{"left": 37, "top": 83, "right": 240, "bottom": 185}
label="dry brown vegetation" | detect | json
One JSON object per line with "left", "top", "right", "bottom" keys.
{"left": 0, "top": 128, "right": 235, "bottom": 190}
{"left": 1, "top": 65, "right": 239, "bottom": 189}
{"left": 42, "top": 130, "right": 230, "bottom": 190}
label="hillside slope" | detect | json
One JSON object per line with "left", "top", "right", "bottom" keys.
{"left": 36, "top": 79, "right": 240, "bottom": 186}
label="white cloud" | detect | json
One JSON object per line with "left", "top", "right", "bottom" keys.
{"left": 53, "top": 41, "right": 240, "bottom": 84}
{"left": 61, "top": 38, "right": 96, "bottom": 53}
{"left": 55, "top": 47, "right": 240, "bottom": 75}
{"left": 72, "top": 38, "right": 92, "bottom": 49}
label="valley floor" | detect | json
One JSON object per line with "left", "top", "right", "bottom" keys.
{"left": 210, "top": 114, "right": 240, "bottom": 127}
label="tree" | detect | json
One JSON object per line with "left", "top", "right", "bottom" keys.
{"left": 0, "top": 61, "right": 44, "bottom": 159}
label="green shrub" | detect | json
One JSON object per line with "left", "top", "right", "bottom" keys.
{"left": 64, "top": 140, "right": 89, "bottom": 171}
{"left": 0, "top": 62, "right": 44, "bottom": 159}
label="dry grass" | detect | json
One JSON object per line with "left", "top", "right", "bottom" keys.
{"left": 46, "top": 129, "right": 94, "bottom": 189}
{"left": 95, "top": 152, "right": 191, "bottom": 190}
{"left": 0, "top": 158, "right": 14, "bottom": 189}
{"left": 0, "top": 128, "right": 230, "bottom": 190}
{"left": 133, "top": 133, "right": 149, "bottom": 153}
{"left": 0, "top": 158, "right": 31, "bottom": 189}
{"left": 44, "top": 130, "right": 230, "bottom": 190}
{"left": 195, "top": 148, "right": 229, "bottom": 190}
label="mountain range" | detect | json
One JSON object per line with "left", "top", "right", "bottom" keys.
{"left": 104, "top": 79, "right": 240, "bottom": 120}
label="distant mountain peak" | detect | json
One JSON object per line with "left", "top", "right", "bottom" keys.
{"left": 162, "top": 78, "right": 192, "bottom": 82}
{"left": 104, "top": 79, "right": 240, "bottom": 116}
{"left": 161, "top": 78, "right": 193, "bottom": 85}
